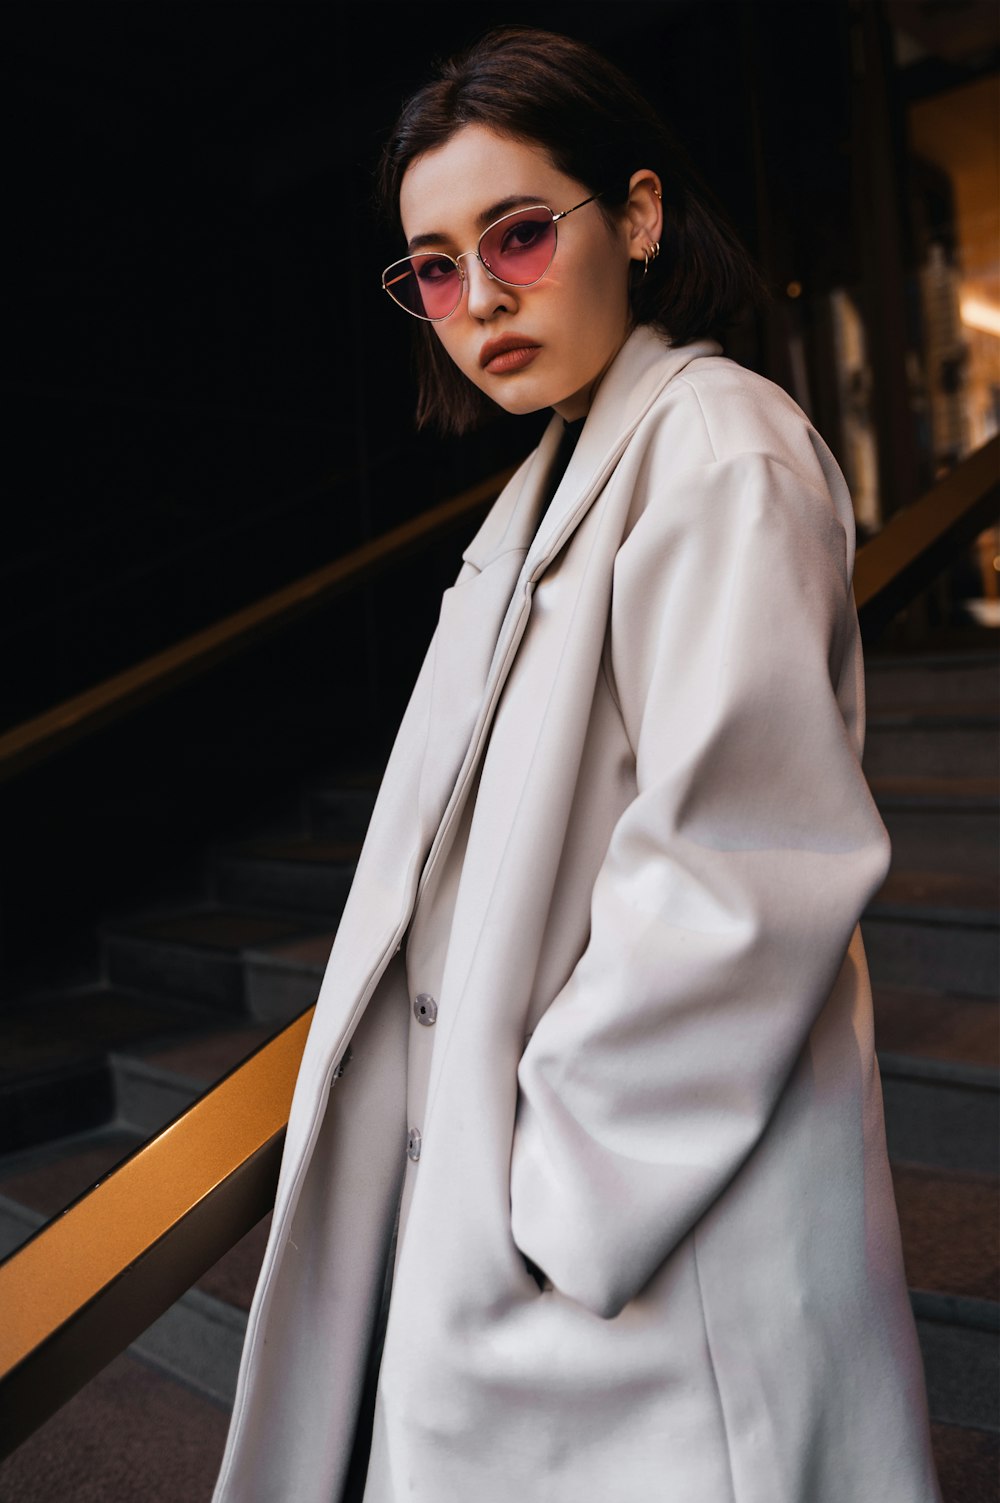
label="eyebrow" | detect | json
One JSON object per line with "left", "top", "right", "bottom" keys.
{"left": 406, "top": 195, "right": 546, "bottom": 252}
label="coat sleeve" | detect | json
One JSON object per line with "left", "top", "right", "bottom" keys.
{"left": 508, "top": 448, "right": 891, "bottom": 1320}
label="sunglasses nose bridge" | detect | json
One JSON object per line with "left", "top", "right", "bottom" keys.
{"left": 455, "top": 249, "right": 498, "bottom": 284}
{"left": 453, "top": 251, "right": 510, "bottom": 319}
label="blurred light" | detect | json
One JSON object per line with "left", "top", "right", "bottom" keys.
{"left": 960, "top": 295, "right": 1000, "bottom": 337}
{"left": 786, "top": 281, "right": 802, "bottom": 299}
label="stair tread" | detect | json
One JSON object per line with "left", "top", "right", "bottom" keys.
{"left": 866, "top": 647, "right": 999, "bottom": 666}
{"left": 874, "top": 988, "right": 999, "bottom": 1074}
{"left": 0, "top": 1129, "right": 141, "bottom": 1222}
{"left": 135, "top": 1024, "right": 276, "bottom": 1085}
{"left": 219, "top": 836, "right": 361, "bottom": 865}
{"left": 5, "top": 661, "right": 995, "bottom": 1477}
{"left": 106, "top": 907, "right": 324, "bottom": 952}
{"left": 929, "top": 1421, "right": 1000, "bottom": 1503}
{"left": 867, "top": 699, "right": 999, "bottom": 724}
{"left": 246, "top": 931, "right": 335, "bottom": 969}
{"left": 196, "top": 1214, "right": 270, "bottom": 1311}
{"left": 869, "top": 869, "right": 1000, "bottom": 917}
{"left": 0, "top": 1349, "right": 229, "bottom": 1502}
{"left": 869, "top": 774, "right": 1000, "bottom": 806}
{"left": 891, "top": 1162, "right": 999, "bottom": 1305}
{"left": 0, "top": 989, "right": 215, "bottom": 1085}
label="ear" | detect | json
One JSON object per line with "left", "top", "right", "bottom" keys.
{"left": 624, "top": 169, "right": 664, "bottom": 267}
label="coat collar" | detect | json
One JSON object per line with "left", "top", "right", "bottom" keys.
{"left": 462, "top": 327, "right": 723, "bottom": 578}
{"left": 287, "top": 330, "right": 725, "bottom": 1102}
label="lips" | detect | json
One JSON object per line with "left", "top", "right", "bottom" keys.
{"left": 479, "top": 335, "right": 541, "bottom": 373}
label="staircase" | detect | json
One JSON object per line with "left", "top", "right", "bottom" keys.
{"left": 0, "top": 649, "right": 996, "bottom": 1502}
{"left": 862, "top": 648, "right": 999, "bottom": 1497}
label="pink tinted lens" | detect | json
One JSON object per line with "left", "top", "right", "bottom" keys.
{"left": 385, "top": 254, "right": 461, "bottom": 319}
{"left": 479, "top": 208, "right": 556, "bottom": 284}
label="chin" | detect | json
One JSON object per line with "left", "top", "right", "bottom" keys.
{"left": 481, "top": 375, "right": 571, "bottom": 418}
{"left": 474, "top": 384, "right": 547, "bottom": 417}
{"left": 492, "top": 394, "right": 554, "bottom": 417}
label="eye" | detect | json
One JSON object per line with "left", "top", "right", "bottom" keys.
{"left": 499, "top": 218, "right": 547, "bottom": 256}
{"left": 415, "top": 255, "right": 458, "bottom": 284}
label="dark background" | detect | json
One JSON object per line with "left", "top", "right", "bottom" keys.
{"left": 2, "top": 1, "right": 989, "bottom": 989}
{"left": 3, "top": 1, "right": 855, "bottom": 723}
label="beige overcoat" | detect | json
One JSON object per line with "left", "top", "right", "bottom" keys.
{"left": 212, "top": 328, "right": 941, "bottom": 1503}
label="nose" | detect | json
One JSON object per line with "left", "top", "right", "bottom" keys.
{"left": 459, "top": 252, "right": 518, "bottom": 322}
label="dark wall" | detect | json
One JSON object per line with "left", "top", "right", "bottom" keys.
{"left": 3, "top": 1, "right": 782, "bottom": 721}
{"left": 2, "top": 1, "right": 869, "bottom": 988}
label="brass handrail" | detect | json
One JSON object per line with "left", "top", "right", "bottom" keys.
{"left": 0, "top": 1010, "right": 313, "bottom": 1456}
{"left": 0, "top": 465, "right": 516, "bottom": 784}
{"left": 0, "top": 436, "right": 997, "bottom": 1459}
{"left": 855, "top": 434, "right": 999, "bottom": 635}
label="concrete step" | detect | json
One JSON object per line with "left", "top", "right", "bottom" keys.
{"left": 863, "top": 870, "right": 999, "bottom": 999}
{"left": 893, "top": 1160, "right": 999, "bottom": 1435}
{"left": 0, "top": 988, "right": 224, "bottom": 1155}
{"left": 930, "top": 1422, "right": 999, "bottom": 1503}
{"left": 134, "top": 1216, "right": 268, "bottom": 1409}
{"left": 0, "top": 1126, "right": 143, "bottom": 1262}
{"left": 863, "top": 702, "right": 998, "bottom": 780}
{"left": 893, "top": 1161, "right": 997, "bottom": 1309}
{"left": 865, "top": 651, "right": 999, "bottom": 713}
{"left": 244, "top": 930, "right": 333, "bottom": 1023}
{"left": 103, "top": 907, "right": 326, "bottom": 1012}
{"left": 913, "top": 1296, "right": 999, "bottom": 1440}
{"left": 876, "top": 980, "right": 999, "bottom": 1176}
{"left": 880, "top": 1063, "right": 998, "bottom": 1176}
{"left": 0, "top": 1348, "right": 230, "bottom": 1502}
{"left": 874, "top": 986, "right": 998, "bottom": 1075}
{"left": 212, "top": 837, "right": 359, "bottom": 918}
{"left": 111, "top": 1021, "right": 275, "bottom": 1137}
{"left": 871, "top": 776, "right": 1000, "bottom": 878}
{"left": 1, "top": 651, "right": 991, "bottom": 1497}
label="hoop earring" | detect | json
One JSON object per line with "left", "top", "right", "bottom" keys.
{"left": 642, "top": 240, "right": 661, "bottom": 276}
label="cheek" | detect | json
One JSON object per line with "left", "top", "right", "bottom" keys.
{"left": 563, "top": 239, "right": 630, "bottom": 332}
{"left": 559, "top": 277, "right": 629, "bottom": 376}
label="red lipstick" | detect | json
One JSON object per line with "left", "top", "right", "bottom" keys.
{"left": 479, "top": 335, "right": 541, "bottom": 374}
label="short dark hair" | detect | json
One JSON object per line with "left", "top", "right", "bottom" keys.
{"left": 378, "top": 26, "right": 772, "bottom": 435}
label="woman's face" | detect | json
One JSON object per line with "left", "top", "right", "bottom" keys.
{"left": 398, "top": 125, "right": 636, "bottom": 421}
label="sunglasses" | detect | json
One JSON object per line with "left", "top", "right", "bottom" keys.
{"left": 381, "top": 195, "right": 602, "bottom": 321}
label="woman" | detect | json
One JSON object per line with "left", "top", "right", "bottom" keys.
{"left": 213, "top": 28, "right": 941, "bottom": 1503}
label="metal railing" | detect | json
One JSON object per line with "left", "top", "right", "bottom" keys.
{"left": 0, "top": 465, "right": 515, "bottom": 784}
{"left": 855, "top": 436, "right": 1000, "bottom": 639}
{"left": 0, "top": 434, "right": 996, "bottom": 1458}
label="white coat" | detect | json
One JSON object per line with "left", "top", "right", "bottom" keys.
{"left": 212, "top": 327, "right": 942, "bottom": 1503}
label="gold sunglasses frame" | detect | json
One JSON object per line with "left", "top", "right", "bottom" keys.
{"left": 381, "top": 194, "right": 602, "bottom": 321}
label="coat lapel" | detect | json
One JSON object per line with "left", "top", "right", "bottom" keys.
{"left": 291, "top": 331, "right": 722, "bottom": 1102}
{"left": 413, "top": 332, "right": 723, "bottom": 902}
{"left": 523, "top": 330, "right": 722, "bottom": 583}
{"left": 418, "top": 418, "right": 565, "bottom": 837}
{"left": 282, "top": 422, "right": 566, "bottom": 1112}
